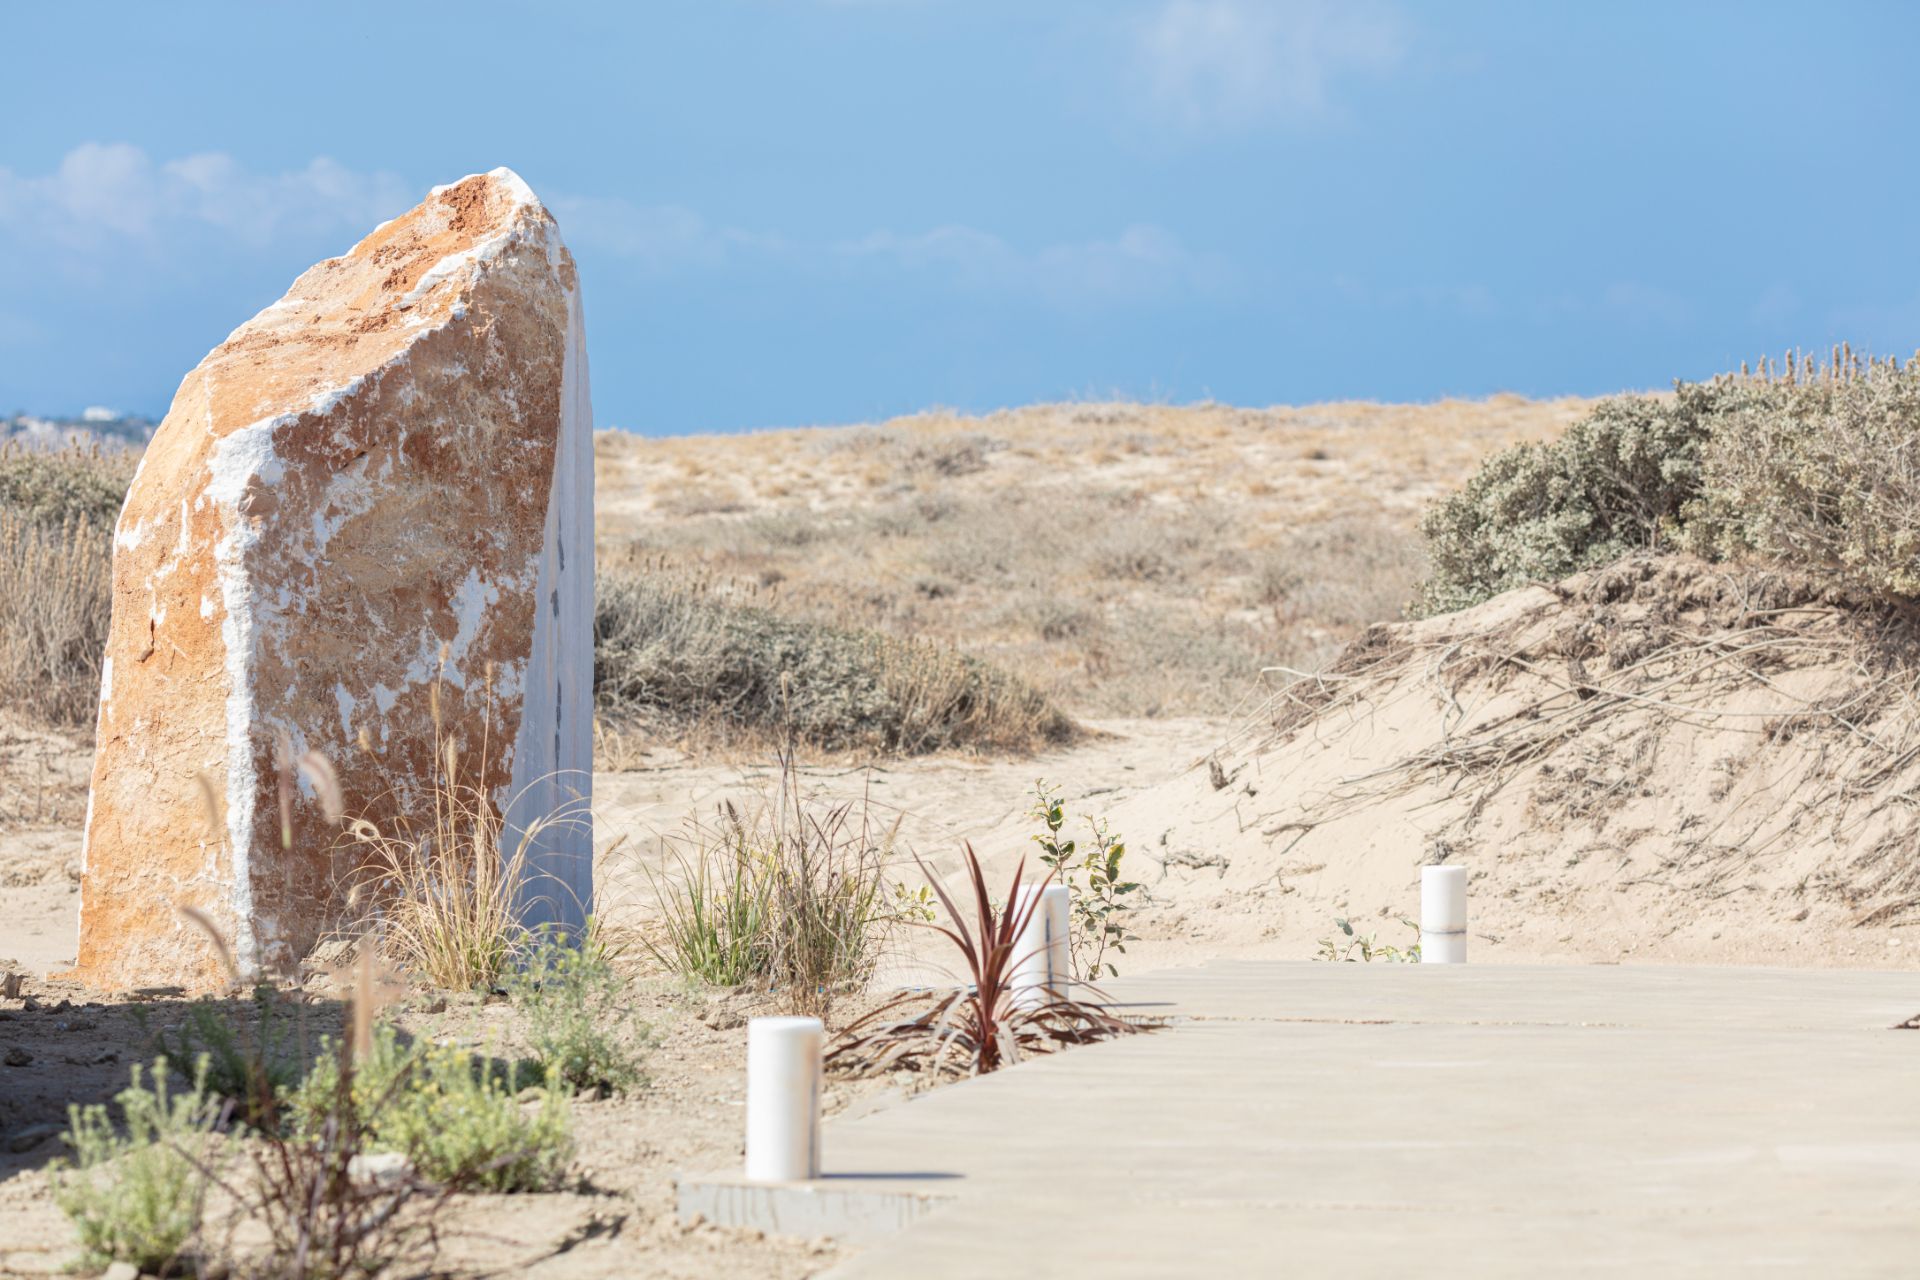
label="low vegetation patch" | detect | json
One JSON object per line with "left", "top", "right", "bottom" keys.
{"left": 507, "top": 929, "right": 655, "bottom": 1094}
{"left": 642, "top": 758, "right": 929, "bottom": 1012}
{"left": 827, "top": 845, "right": 1141, "bottom": 1081}
{"left": 1418, "top": 352, "right": 1920, "bottom": 615}
{"left": 51, "top": 1058, "right": 222, "bottom": 1276}
{"left": 596, "top": 565, "right": 1074, "bottom": 754}
{"left": 291, "top": 1024, "right": 574, "bottom": 1194}
{"left": 0, "top": 444, "right": 126, "bottom": 730}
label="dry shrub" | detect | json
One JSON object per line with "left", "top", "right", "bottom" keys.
{"left": 344, "top": 684, "right": 585, "bottom": 990}
{"left": 594, "top": 567, "right": 1073, "bottom": 755}
{"left": 0, "top": 441, "right": 132, "bottom": 526}
{"left": 0, "top": 443, "right": 130, "bottom": 732}
{"left": 0, "top": 511, "right": 112, "bottom": 729}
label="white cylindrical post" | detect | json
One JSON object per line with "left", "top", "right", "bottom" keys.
{"left": 1011, "top": 884, "right": 1051, "bottom": 1009}
{"left": 1042, "top": 885, "right": 1072, "bottom": 998}
{"left": 1421, "top": 865, "right": 1468, "bottom": 964}
{"left": 745, "top": 1016, "right": 823, "bottom": 1182}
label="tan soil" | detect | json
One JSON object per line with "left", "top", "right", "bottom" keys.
{"left": 0, "top": 720, "right": 1202, "bottom": 1278}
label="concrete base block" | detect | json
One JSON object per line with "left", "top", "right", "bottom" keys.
{"left": 674, "top": 1173, "right": 956, "bottom": 1244}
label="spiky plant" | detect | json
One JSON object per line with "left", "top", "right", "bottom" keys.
{"left": 826, "top": 845, "right": 1140, "bottom": 1081}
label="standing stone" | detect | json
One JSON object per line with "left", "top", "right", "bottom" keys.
{"left": 74, "top": 169, "right": 594, "bottom": 991}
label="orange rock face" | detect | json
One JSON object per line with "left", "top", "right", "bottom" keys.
{"left": 75, "top": 169, "right": 594, "bottom": 991}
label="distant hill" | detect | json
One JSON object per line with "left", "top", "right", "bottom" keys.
{"left": 2, "top": 409, "right": 154, "bottom": 452}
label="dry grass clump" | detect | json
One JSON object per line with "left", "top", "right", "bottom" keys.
{"left": 343, "top": 679, "right": 586, "bottom": 991}
{"left": 0, "top": 444, "right": 130, "bottom": 732}
{"left": 594, "top": 562, "right": 1074, "bottom": 755}
{"left": 640, "top": 757, "right": 922, "bottom": 1013}
{"left": 0, "top": 512, "right": 112, "bottom": 729}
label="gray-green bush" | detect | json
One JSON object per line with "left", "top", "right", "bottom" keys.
{"left": 1416, "top": 357, "right": 1920, "bottom": 615}
{"left": 289, "top": 1023, "right": 574, "bottom": 1193}
{"left": 52, "top": 1058, "right": 222, "bottom": 1275}
{"left": 509, "top": 930, "right": 654, "bottom": 1094}
{"left": 1415, "top": 387, "right": 1714, "bottom": 615}
{"left": 594, "top": 570, "right": 1074, "bottom": 754}
{"left": 1685, "top": 360, "right": 1920, "bottom": 599}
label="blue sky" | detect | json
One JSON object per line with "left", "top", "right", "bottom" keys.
{"left": 4, "top": 1, "right": 1917, "bottom": 434}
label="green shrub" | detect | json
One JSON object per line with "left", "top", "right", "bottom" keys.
{"left": 376, "top": 1042, "right": 573, "bottom": 1193}
{"left": 1684, "top": 361, "right": 1920, "bottom": 598}
{"left": 51, "top": 1058, "right": 222, "bottom": 1275}
{"left": 1414, "top": 388, "right": 1715, "bottom": 616}
{"left": 1417, "top": 360, "right": 1920, "bottom": 614}
{"left": 289, "top": 1024, "right": 574, "bottom": 1193}
{"left": 594, "top": 570, "right": 1073, "bottom": 754}
{"left": 509, "top": 929, "right": 654, "bottom": 1094}
{"left": 143, "top": 986, "right": 304, "bottom": 1128}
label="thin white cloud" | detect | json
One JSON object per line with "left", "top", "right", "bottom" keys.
{"left": 840, "top": 222, "right": 1220, "bottom": 304}
{"left": 1134, "top": 0, "right": 1407, "bottom": 129}
{"left": 559, "top": 198, "right": 1222, "bottom": 306}
{"left": 0, "top": 144, "right": 1220, "bottom": 309}
{"left": 0, "top": 143, "right": 412, "bottom": 253}
{"left": 547, "top": 196, "right": 788, "bottom": 273}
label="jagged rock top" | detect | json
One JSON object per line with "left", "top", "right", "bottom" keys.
{"left": 189, "top": 168, "right": 572, "bottom": 441}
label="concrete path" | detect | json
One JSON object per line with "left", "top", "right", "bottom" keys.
{"left": 681, "top": 962, "right": 1920, "bottom": 1278}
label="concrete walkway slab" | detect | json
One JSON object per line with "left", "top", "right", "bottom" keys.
{"left": 680, "top": 963, "right": 1920, "bottom": 1277}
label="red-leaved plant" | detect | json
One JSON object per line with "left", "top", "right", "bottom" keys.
{"left": 825, "top": 844, "right": 1140, "bottom": 1080}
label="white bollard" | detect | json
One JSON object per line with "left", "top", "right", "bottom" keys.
{"left": 1011, "top": 884, "right": 1052, "bottom": 1009}
{"left": 745, "top": 1016, "right": 823, "bottom": 1182}
{"left": 1421, "top": 865, "right": 1468, "bottom": 964}
{"left": 1042, "top": 885, "right": 1072, "bottom": 998}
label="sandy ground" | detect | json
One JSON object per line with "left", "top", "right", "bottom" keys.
{"left": 0, "top": 971, "right": 915, "bottom": 1279}
{"left": 8, "top": 689, "right": 1920, "bottom": 1273}
{"left": 0, "top": 719, "right": 1218, "bottom": 1278}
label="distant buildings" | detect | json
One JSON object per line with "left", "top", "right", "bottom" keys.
{"left": 1, "top": 409, "right": 155, "bottom": 451}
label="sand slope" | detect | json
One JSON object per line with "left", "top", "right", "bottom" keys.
{"left": 1082, "top": 555, "right": 1920, "bottom": 970}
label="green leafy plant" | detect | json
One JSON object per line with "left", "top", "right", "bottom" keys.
{"left": 1315, "top": 915, "right": 1422, "bottom": 963}
{"left": 290, "top": 1022, "right": 574, "bottom": 1194}
{"left": 1030, "top": 781, "right": 1143, "bottom": 979}
{"left": 377, "top": 1041, "right": 574, "bottom": 1193}
{"left": 826, "top": 846, "right": 1140, "bottom": 1081}
{"left": 509, "top": 926, "right": 654, "bottom": 1094}
{"left": 51, "top": 1057, "right": 222, "bottom": 1276}
{"left": 142, "top": 984, "right": 305, "bottom": 1129}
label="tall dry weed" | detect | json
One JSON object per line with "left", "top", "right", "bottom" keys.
{"left": 0, "top": 512, "right": 113, "bottom": 729}
{"left": 343, "top": 675, "right": 583, "bottom": 990}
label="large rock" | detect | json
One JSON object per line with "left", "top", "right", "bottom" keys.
{"left": 75, "top": 169, "right": 594, "bottom": 991}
